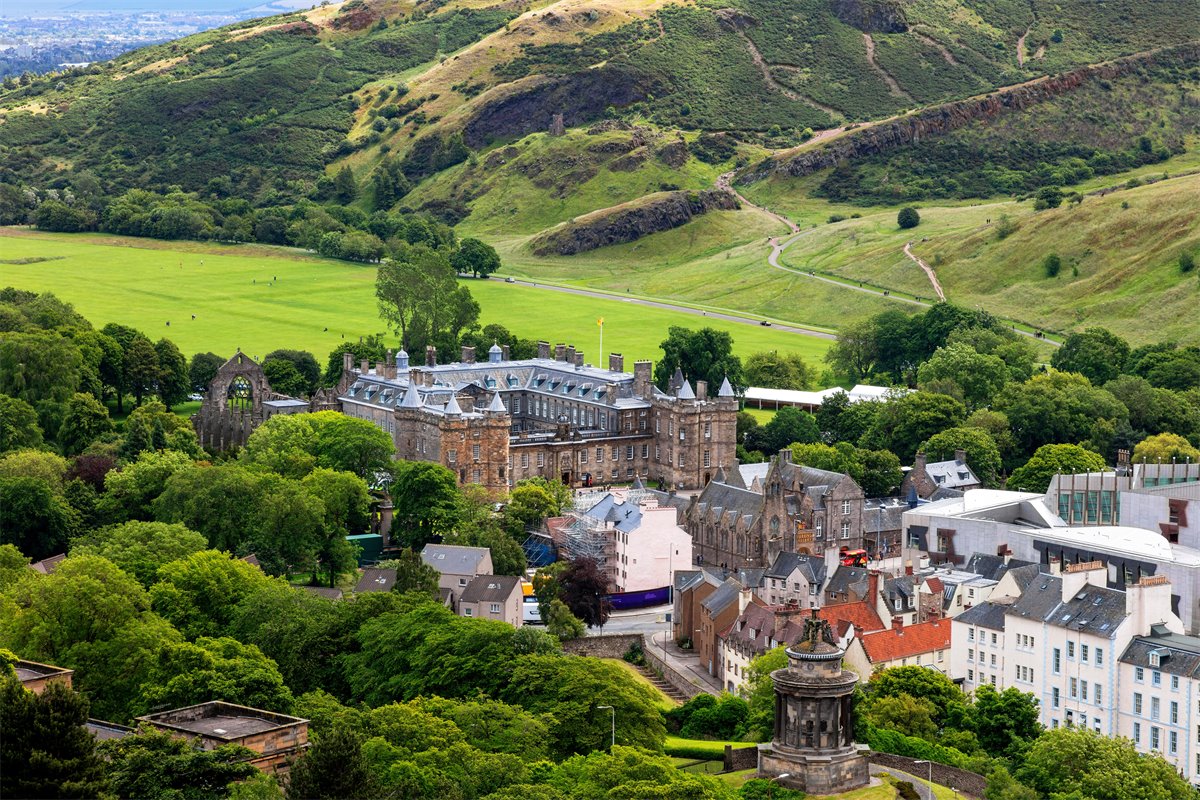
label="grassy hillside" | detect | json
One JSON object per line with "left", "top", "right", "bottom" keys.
{"left": 0, "top": 228, "right": 830, "bottom": 363}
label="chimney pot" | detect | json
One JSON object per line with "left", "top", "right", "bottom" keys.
{"left": 893, "top": 616, "right": 904, "bottom": 631}
{"left": 574, "top": 351, "right": 584, "bottom": 368}
{"left": 954, "top": 448, "right": 967, "bottom": 464}
{"left": 426, "top": 346, "right": 437, "bottom": 367}
{"left": 555, "top": 344, "right": 567, "bottom": 361}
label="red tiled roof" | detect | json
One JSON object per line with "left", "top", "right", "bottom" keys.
{"left": 822, "top": 601, "right": 886, "bottom": 634}
{"left": 860, "top": 619, "right": 951, "bottom": 664}
{"left": 924, "top": 577, "right": 944, "bottom": 594}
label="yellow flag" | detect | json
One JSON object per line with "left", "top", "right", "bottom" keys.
{"left": 597, "top": 317, "right": 605, "bottom": 326}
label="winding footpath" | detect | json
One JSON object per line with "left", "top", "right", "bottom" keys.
{"left": 903, "top": 240, "right": 946, "bottom": 301}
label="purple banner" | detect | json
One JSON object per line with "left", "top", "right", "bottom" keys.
{"left": 607, "top": 586, "right": 670, "bottom": 610}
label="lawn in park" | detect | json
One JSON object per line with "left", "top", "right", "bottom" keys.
{"left": 0, "top": 229, "right": 830, "bottom": 366}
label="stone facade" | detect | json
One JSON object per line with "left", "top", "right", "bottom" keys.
{"left": 137, "top": 701, "right": 309, "bottom": 775}
{"left": 687, "top": 451, "right": 867, "bottom": 571}
{"left": 192, "top": 352, "right": 301, "bottom": 450}
{"left": 14, "top": 659, "right": 73, "bottom": 694}
{"left": 758, "top": 612, "right": 869, "bottom": 795}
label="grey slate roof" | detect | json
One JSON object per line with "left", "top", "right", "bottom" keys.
{"left": 924, "top": 457, "right": 979, "bottom": 489}
{"left": 421, "top": 544, "right": 491, "bottom": 575}
{"left": 460, "top": 574, "right": 521, "bottom": 604}
{"left": 302, "top": 586, "right": 344, "bottom": 601}
{"left": 355, "top": 567, "right": 396, "bottom": 593}
{"left": 693, "top": 480, "right": 763, "bottom": 528}
{"left": 1120, "top": 632, "right": 1200, "bottom": 677}
{"left": 675, "top": 570, "right": 703, "bottom": 593}
{"left": 930, "top": 486, "right": 966, "bottom": 502}
{"left": 1004, "top": 573, "right": 1128, "bottom": 635}
{"left": 765, "top": 551, "right": 827, "bottom": 587}
{"left": 965, "top": 554, "right": 1007, "bottom": 580}
{"left": 580, "top": 493, "right": 643, "bottom": 533}
{"left": 955, "top": 600, "right": 1007, "bottom": 631}
{"left": 701, "top": 578, "right": 742, "bottom": 616}
{"left": 825, "top": 566, "right": 869, "bottom": 600}
{"left": 737, "top": 462, "right": 769, "bottom": 490}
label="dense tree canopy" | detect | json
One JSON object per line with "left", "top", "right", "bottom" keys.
{"left": 654, "top": 327, "right": 743, "bottom": 393}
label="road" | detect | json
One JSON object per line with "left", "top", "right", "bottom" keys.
{"left": 503, "top": 278, "right": 837, "bottom": 341}
{"left": 586, "top": 604, "right": 672, "bottom": 636}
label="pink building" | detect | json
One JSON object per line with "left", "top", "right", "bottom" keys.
{"left": 560, "top": 488, "right": 692, "bottom": 592}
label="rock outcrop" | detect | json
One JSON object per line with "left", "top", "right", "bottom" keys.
{"left": 829, "top": 0, "right": 907, "bottom": 33}
{"left": 530, "top": 189, "right": 739, "bottom": 255}
{"left": 742, "top": 43, "right": 1200, "bottom": 183}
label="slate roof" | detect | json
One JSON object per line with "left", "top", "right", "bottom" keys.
{"left": 1120, "top": 632, "right": 1200, "bottom": 677}
{"left": 354, "top": 567, "right": 396, "bottom": 593}
{"left": 826, "top": 566, "right": 870, "bottom": 601}
{"left": 1047, "top": 583, "right": 1127, "bottom": 634}
{"left": 460, "top": 574, "right": 521, "bottom": 604}
{"left": 923, "top": 457, "right": 980, "bottom": 490}
{"left": 86, "top": 719, "right": 135, "bottom": 741}
{"left": 881, "top": 575, "right": 916, "bottom": 615}
{"left": 421, "top": 544, "right": 491, "bottom": 575}
{"left": 693, "top": 480, "right": 763, "bottom": 527}
{"left": 860, "top": 619, "right": 952, "bottom": 663}
{"left": 302, "top": 586, "right": 343, "bottom": 601}
{"left": 765, "top": 551, "right": 827, "bottom": 587}
{"left": 955, "top": 600, "right": 1008, "bottom": 631}
{"left": 738, "top": 462, "right": 769, "bottom": 490}
{"left": 964, "top": 554, "right": 1007, "bottom": 581}
{"left": 579, "top": 493, "right": 643, "bottom": 533}
{"left": 675, "top": 570, "right": 703, "bottom": 593}
{"left": 929, "top": 486, "right": 966, "bottom": 502}
{"left": 28, "top": 553, "right": 66, "bottom": 574}
{"left": 701, "top": 579, "right": 743, "bottom": 617}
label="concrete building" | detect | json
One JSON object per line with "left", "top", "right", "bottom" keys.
{"left": 557, "top": 487, "right": 691, "bottom": 593}
{"left": 137, "top": 701, "right": 309, "bottom": 774}
{"left": 903, "top": 489, "right": 1200, "bottom": 632}
{"left": 14, "top": 659, "right": 73, "bottom": 694}
{"left": 458, "top": 574, "right": 523, "bottom": 627}
{"left": 420, "top": 544, "right": 493, "bottom": 609}
{"left": 1046, "top": 463, "right": 1200, "bottom": 546}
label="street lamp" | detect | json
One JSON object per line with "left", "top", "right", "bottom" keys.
{"left": 597, "top": 705, "right": 615, "bottom": 749}
{"left": 767, "top": 772, "right": 792, "bottom": 799}
{"left": 913, "top": 760, "right": 933, "bottom": 790}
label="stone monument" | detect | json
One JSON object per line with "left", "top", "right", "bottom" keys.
{"left": 758, "top": 609, "right": 870, "bottom": 793}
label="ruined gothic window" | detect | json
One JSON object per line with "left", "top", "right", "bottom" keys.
{"left": 228, "top": 376, "right": 253, "bottom": 410}
{"left": 770, "top": 516, "right": 780, "bottom": 539}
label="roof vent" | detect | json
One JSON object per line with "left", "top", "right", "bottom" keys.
{"left": 213, "top": 728, "right": 227, "bottom": 735}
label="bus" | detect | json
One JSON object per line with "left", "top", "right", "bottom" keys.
{"left": 522, "top": 580, "right": 543, "bottom": 625}
{"left": 840, "top": 548, "right": 868, "bottom": 567}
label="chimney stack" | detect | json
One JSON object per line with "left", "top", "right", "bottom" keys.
{"left": 461, "top": 345, "right": 476, "bottom": 364}
{"left": 343, "top": 351, "right": 354, "bottom": 377}
{"left": 360, "top": 358, "right": 369, "bottom": 375}
{"left": 565, "top": 345, "right": 576, "bottom": 364}
{"left": 954, "top": 448, "right": 967, "bottom": 464}
{"left": 892, "top": 616, "right": 904, "bottom": 632}
{"left": 914, "top": 451, "right": 927, "bottom": 473}
{"left": 696, "top": 380, "right": 708, "bottom": 401}
{"left": 609, "top": 353, "right": 624, "bottom": 373}
{"left": 633, "top": 361, "right": 652, "bottom": 398}
{"left": 555, "top": 344, "right": 567, "bottom": 361}
{"left": 426, "top": 346, "right": 437, "bottom": 367}
{"left": 574, "top": 351, "right": 584, "bottom": 368}
{"left": 502, "top": 345, "right": 510, "bottom": 361}
{"left": 537, "top": 341, "right": 551, "bottom": 360}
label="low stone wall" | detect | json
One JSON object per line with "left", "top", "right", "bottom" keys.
{"left": 563, "top": 633, "right": 642, "bottom": 659}
{"left": 724, "top": 743, "right": 759, "bottom": 772}
{"left": 869, "top": 752, "right": 987, "bottom": 799}
{"left": 642, "top": 642, "right": 708, "bottom": 700}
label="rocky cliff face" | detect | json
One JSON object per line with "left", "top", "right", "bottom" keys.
{"left": 742, "top": 43, "right": 1200, "bottom": 183}
{"left": 829, "top": 0, "right": 906, "bottom": 33}
{"left": 530, "top": 189, "right": 739, "bottom": 255}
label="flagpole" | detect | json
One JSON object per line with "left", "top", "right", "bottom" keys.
{"left": 598, "top": 317, "right": 605, "bottom": 362}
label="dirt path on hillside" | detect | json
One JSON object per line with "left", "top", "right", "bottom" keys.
{"left": 733, "top": 29, "right": 843, "bottom": 117}
{"left": 863, "top": 33, "right": 914, "bottom": 101}
{"left": 913, "top": 31, "right": 958, "bottom": 65}
{"left": 903, "top": 241, "right": 946, "bottom": 301}
{"left": 717, "top": 170, "right": 798, "bottom": 235}
{"left": 1017, "top": 24, "right": 1032, "bottom": 67}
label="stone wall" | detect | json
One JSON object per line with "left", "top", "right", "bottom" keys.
{"left": 562, "top": 633, "right": 643, "bottom": 659}
{"left": 642, "top": 641, "right": 707, "bottom": 700}
{"left": 869, "top": 752, "right": 987, "bottom": 799}
{"left": 723, "top": 744, "right": 758, "bottom": 772}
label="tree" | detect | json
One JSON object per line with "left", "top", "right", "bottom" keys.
{"left": 504, "top": 481, "right": 560, "bottom": 536}
{"left": 249, "top": 479, "right": 326, "bottom": 578}
{"left": 123, "top": 335, "right": 160, "bottom": 407}
{"left": 743, "top": 350, "right": 814, "bottom": 390}
{"left": 375, "top": 549, "right": 440, "bottom": 596}
{"left": 376, "top": 246, "right": 477, "bottom": 354}
{"left": 0, "top": 677, "right": 107, "bottom": 800}
{"left": 1052, "top": 328, "right": 1131, "bottom": 386}
{"left": 502, "top": 656, "right": 667, "bottom": 757}
{"left": 0, "top": 476, "right": 78, "bottom": 560}
{"left": 654, "top": 327, "right": 743, "bottom": 392}
{"left": 263, "top": 349, "right": 321, "bottom": 395}
{"left": 897, "top": 207, "right": 920, "bottom": 229}
{"left": 0, "top": 394, "right": 43, "bottom": 453}
{"left": 322, "top": 336, "right": 387, "bottom": 386}
{"left": 917, "top": 342, "right": 1009, "bottom": 411}
{"left": 1016, "top": 727, "right": 1193, "bottom": 800}
{"left": 967, "top": 684, "right": 1042, "bottom": 758}
{"left": 97, "top": 449, "right": 196, "bottom": 524}
{"left": 308, "top": 412, "right": 395, "bottom": 479}
{"left": 153, "top": 465, "right": 264, "bottom": 552}
{"left": 288, "top": 722, "right": 376, "bottom": 800}
{"left": 1133, "top": 433, "right": 1200, "bottom": 465}
{"left": 99, "top": 728, "right": 257, "bottom": 800}
{"left": 149, "top": 550, "right": 280, "bottom": 639}
{"left": 1180, "top": 252, "right": 1196, "bottom": 273}
{"left": 371, "top": 156, "right": 412, "bottom": 211}
{"left": 753, "top": 406, "right": 820, "bottom": 454}
{"left": 1033, "top": 186, "right": 1063, "bottom": 210}
{"left": 865, "top": 666, "right": 966, "bottom": 728}
{"left": 139, "top": 636, "right": 295, "bottom": 716}
{"left": 919, "top": 427, "right": 1003, "bottom": 487}
{"left": 302, "top": 468, "right": 371, "bottom": 587}
{"left": 70, "top": 520, "right": 207, "bottom": 587}
{"left": 0, "top": 448, "right": 68, "bottom": 489}
{"left": 544, "top": 598, "right": 586, "bottom": 641}
{"left": 1042, "top": 253, "right": 1062, "bottom": 277}
{"left": 120, "top": 400, "right": 201, "bottom": 461}
{"left": 241, "top": 414, "right": 319, "bottom": 478}
{"left": 1007, "top": 444, "right": 1107, "bottom": 493}
{"left": 559, "top": 558, "right": 610, "bottom": 628}
{"left": 155, "top": 338, "right": 190, "bottom": 406}
{"left": 58, "top": 392, "right": 113, "bottom": 455}
{"left": 189, "top": 351, "right": 225, "bottom": 393}
{"left": 333, "top": 166, "right": 358, "bottom": 204}
{"left": 993, "top": 371, "right": 1128, "bottom": 458}
{"left": 860, "top": 392, "right": 966, "bottom": 462}
{"left": 416, "top": 696, "right": 555, "bottom": 759}
{"left": 858, "top": 448, "right": 903, "bottom": 496}
{"left": 818, "top": 392, "right": 880, "bottom": 444}
{"left": 862, "top": 694, "right": 938, "bottom": 740}
{"left": 452, "top": 237, "right": 502, "bottom": 278}
{"left": 262, "top": 359, "right": 309, "bottom": 397}
{"left": 389, "top": 461, "right": 461, "bottom": 548}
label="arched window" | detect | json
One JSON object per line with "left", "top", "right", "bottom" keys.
{"left": 228, "top": 375, "right": 253, "bottom": 410}
{"left": 770, "top": 516, "right": 780, "bottom": 539}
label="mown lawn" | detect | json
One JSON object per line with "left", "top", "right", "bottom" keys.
{"left": 0, "top": 229, "right": 829, "bottom": 365}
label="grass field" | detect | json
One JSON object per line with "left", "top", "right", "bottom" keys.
{"left": 0, "top": 229, "right": 829, "bottom": 365}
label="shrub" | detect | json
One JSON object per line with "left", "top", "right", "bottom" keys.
{"left": 1043, "top": 253, "right": 1062, "bottom": 278}
{"left": 622, "top": 641, "right": 646, "bottom": 666}
{"left": 995, "top": 214, "right": 1017, "bottom": 239}
{"left": 1033, "top": 186, "right": 1063, "bottom": 209}
{"left": 1180, "top": 252, "right": 1196, "bottom": 273}
{"left": 897, "top": 207, "right": 920, "bottom": 229}
{"left": 827, "top": 214, "right": 847, "bottom": 223}
{"left": 896, "top": 781, "right": 921, "bottom": 800}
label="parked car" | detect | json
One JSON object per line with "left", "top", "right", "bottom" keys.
{"left": 505, "top": 277, "right": 516, "bottom": 283}
{"left": 760, "top": 320, "right": 772, "bottom": 326}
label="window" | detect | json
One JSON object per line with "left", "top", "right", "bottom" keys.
{"left": 968, "top": 649, "right": 974, "bottom": 662}
{"left": 679, "top": 429, "right": 686, "bottom": 441}
{"left": 459, "top": 577, "right": 468, "bottom": 587}
{"left": 1152, "top": 696, "right": 1161, "bottom": 720}
{"left": 537, "top": 453, "right": 545, "bottom": 467}
{"left": 627, "top": 446, "right": 634, "bottom": 461}
{"left": 463, "top": 607, "right": 474, "bottom": 617}
{"left": 1096, "top": 647, "right": 1103, "bottom": 666}
{"left": 840, "top": 522, "right": 851, "bottom": 539}
{"left": 1172, "top": 701, "right": 1179, "bottom": 724}
{"left": 1134, "top": 693, "right": 1143, "bottom": 714}
{"left": 1052, "top": 687, "right": 1060, "bottom": 708}
{"left": 490, "top": 603, "right": 501, "bottom": 614}
{"left": 1173, "top": 675, "right": 1180, "bottom": 691}
{"left": 448, "top": 449, "right": 457, "bottom": 463}
{"left": 968, "top": 628, "right": 975, "bottom": 642}
{"left": 704, "top": 422, "right": 711, "bottom": 439}
{"left": 1152, "top": 726, "right": 1161, "bottom": 750}
{"left": 579, "top": 450, "right": 587, "bottom": 464}
{"left": 1171, "top": 731, "right": 1179, "bottom": 755}
{"left": 1070, "top": 678, "right": 1078, "bottom": 699}
{"left": 472, "top": 444, "right": 481, "bottom": 461}
{"left": 612, "top": 447, "right": 619, "bottom": 461}
{"left": 1053, "top": 648, "right": 1062, "bottom": 673}
{"left": 521, "top": 453, "right": 529, "bottom": 468}
{"left": 596, "top": 447, "right": 604, "bottom": 462}
{"left": 1081, "top": 644, "right": 1089, "bottom": 663}
{"left": 641, "top": 444, "right": 648, "bottom": 459}
{"left": 1095, "top": 684, "right": 1101, "bottom": 705}
{"left": 991, "top": 632, "right": 998, "bottom": 645}
{"left": 968, "top": 669, "right": 974, "bottom": 682}
{"left": 1134, "top": 722, "right": 1141, "bottom": 743}
{"left": 1067, "top": 641, "right": 1075, "bottom": 659}
{"left": 842, "top": 499, "right": 851, "bottom": 515}
{"left": 990, "top": 653, "right": 997, "bottom": 667}
{"left": 472, "top": 469, "right": 481, "bottom": 484}
{"left": 815, "top": 519, "right": 824, "bottom": 540}
{"left": 1136, "top": 667, "right": 1144, "bottom": 682}
{"left": 1080, "top": 681, "right": 1087, "bottom": 701}
{"left": 1154, "top": 671, "right": 1163, "bottom": 687}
